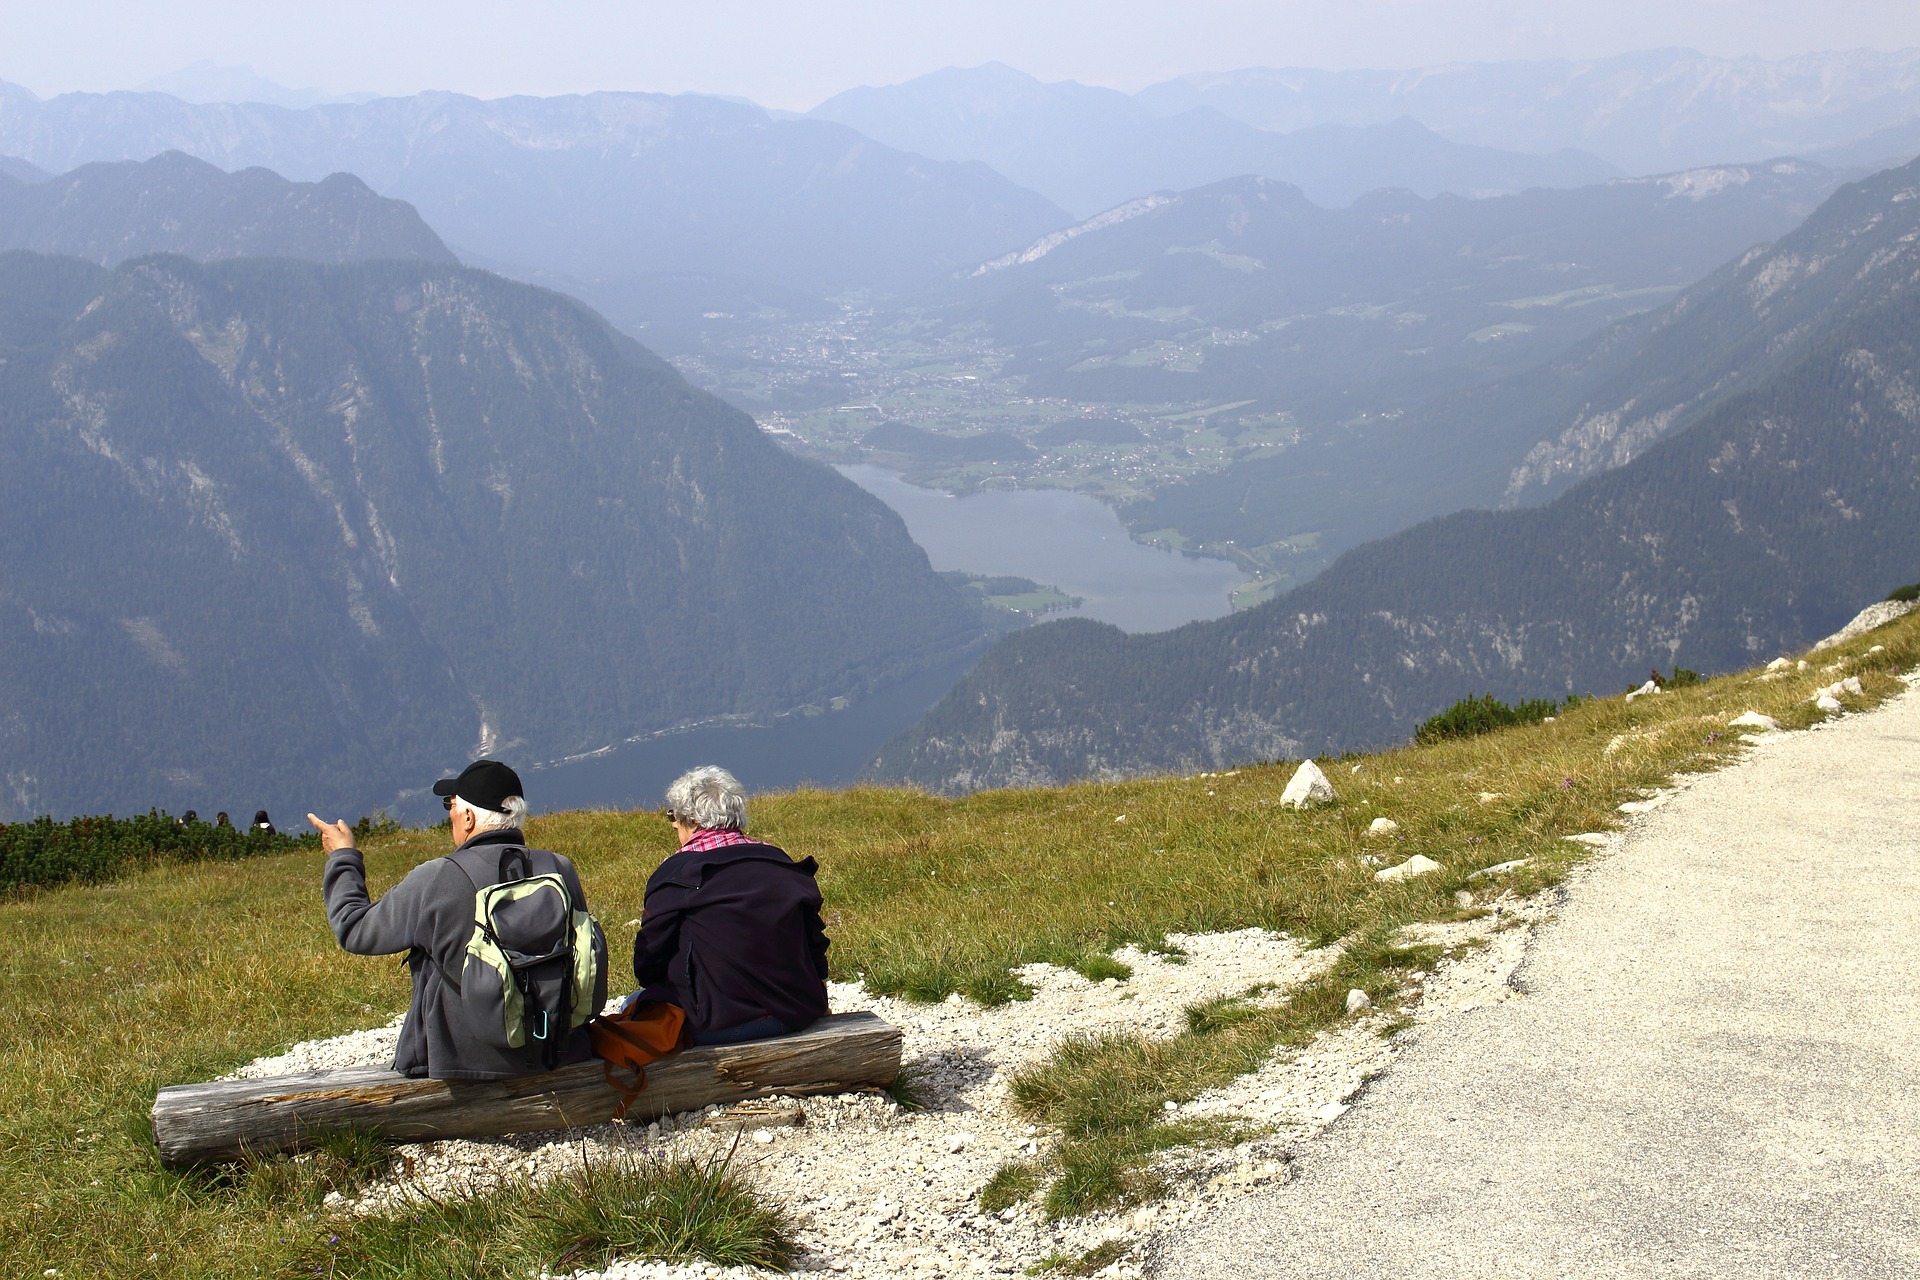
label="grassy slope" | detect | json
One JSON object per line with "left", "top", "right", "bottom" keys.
{"left": 3, "top": 611, "right": 1915, "bottom": 1277}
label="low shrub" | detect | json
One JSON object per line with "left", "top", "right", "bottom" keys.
{"left": 0, "top": 811, "right": 336, "bottom": 893}
{"left": 1887, "top": 582, "right": 1920, "bottom": 603}
{"left": 1414, "top": 692, "right": 1562, "bottom": 744}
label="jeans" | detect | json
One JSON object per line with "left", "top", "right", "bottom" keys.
{"left": 691, "top": 1015, "right": 792, "bottom": 1046}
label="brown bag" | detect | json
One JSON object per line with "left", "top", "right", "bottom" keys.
{"left": 590, "top": 1001, "right": 692, "bottom": 1119}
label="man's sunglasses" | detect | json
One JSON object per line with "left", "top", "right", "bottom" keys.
{"left": 442, "top": 796, "right": 455, "bottom": 812}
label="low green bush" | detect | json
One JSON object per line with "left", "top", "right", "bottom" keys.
{"left": 1886, "top": 582, "right": 1920, "bottom": 603}
{"left": 1414, "top": 692, "right": 1562, "bottom": 744}
{"left": 0, "top": 811, "right": 331, "bottom": 893}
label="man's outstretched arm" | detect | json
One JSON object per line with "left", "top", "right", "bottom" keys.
{"left": 312, "top": 813, "right": 425, "bottom": 958}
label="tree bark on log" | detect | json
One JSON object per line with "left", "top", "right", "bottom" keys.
{"left": 150, "top": 1011, "right": 902, "bottom": 1167}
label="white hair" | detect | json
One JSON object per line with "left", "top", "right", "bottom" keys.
{"left": 665, "top": 765, "right": 747, "bottom": 832}
{"left": 453, "top": 794, "right": 527, "bottom": 832}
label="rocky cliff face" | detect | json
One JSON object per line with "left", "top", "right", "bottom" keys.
{"left": 0, "top": 253, "right": 984, "bottom": 819}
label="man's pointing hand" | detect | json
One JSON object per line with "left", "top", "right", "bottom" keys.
{"left": 307, "top": 813, "right": 356, "bottom": 853}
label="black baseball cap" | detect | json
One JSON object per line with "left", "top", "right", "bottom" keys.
{"left": 431, "top": 758, "right": 524, "bottom": 811}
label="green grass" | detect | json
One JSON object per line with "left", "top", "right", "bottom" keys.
{"left": 295, "top": 1146, "right": 794, "bottom": 1278}
{"left": 4, "top": 611, "right": 1917, "bottom": 1273}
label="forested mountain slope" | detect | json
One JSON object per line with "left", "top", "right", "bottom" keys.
{"left": 1124, "top": 154, "right": 1920, "bottom": 576}
{"left": 873, "top": 269, "right": 1920, "bottom": 792}
{"left": 0, "top": 85, "right": 1070, "bottom": 301}
{"left": 0, "top": 253, "right": 985, "bottom": 820}
{"left": 0, "top": 150, "right": 454, "bottom": 264}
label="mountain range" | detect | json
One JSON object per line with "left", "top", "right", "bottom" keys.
{"left": 813, "top": 63, "right": 1615, "bottom": 218}
{"left": 872, "top": 154, "right": 1920, "bottom": 792}
{"left": 0, "top": 246, "right": 987, "bottom": 822}
{"left": 1135, "top": 48, "right": 1920, "bottom": 174}
{"left": 0, "top": 82, "right": 1069, "bottom": 315}
{"left": 1123, "top": 152, "right": 1920, "bottom": 577}
{"left": 0, "top": 150, "right": 454, "bottom": 265}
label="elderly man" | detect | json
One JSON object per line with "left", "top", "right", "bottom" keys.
{"left": 308, "top": 758, "right": 606, "bottom": 1080}
{"left": 628, "top": 765, "right": 829, "bottom": 1044}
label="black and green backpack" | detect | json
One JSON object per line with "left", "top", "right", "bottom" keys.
{"left": 443, "top": 845, "right": 603, "bottom": 1068}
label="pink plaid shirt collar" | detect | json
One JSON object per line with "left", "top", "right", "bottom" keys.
{"left": 677, "top": 827, "right": 755, "bottom": 854}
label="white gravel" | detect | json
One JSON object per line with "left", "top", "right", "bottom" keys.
{"left": 239, "top": 900, "right": 1556, "bottom": 1279}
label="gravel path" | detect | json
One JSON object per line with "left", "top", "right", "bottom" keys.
{"left": 1155, "top": 680, "right": 1920, "bottom": 1279}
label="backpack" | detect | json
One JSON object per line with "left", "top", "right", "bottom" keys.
{"left": 443, "top": 845, "right": 603, "bottom": 1069}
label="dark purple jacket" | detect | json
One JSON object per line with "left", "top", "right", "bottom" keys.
{"left": 632, "top": 840, "right": 829, "bottom": 1035}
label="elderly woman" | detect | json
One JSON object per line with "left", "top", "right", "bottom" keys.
{"left": 627, "top": 766, "right": 829, "bottom": 1044}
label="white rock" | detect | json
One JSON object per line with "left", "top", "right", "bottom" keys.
{"left": 1315, "top": 1102, "right": 1350, "bottom": 1122}
{"left": 1728, "top": 711, "right": 1780, "bottom": 731}
{"left": 1375, "top": 854, "right": 1441, "bottom": 882}
{"left": 1843, "top": 676, "right": 1865, "bottom": 696}
{"left": 1454, "top": 890, "right": 1476, "bottom": 909}
{"left": 1870, "top": 645, "right": 1886, "bottom": 653}
{"left": 946, "top": 1132, "right": 972, "bottom": 1154}
{"left": 1815, "top": 694, "right": 1844, "bottom": 713}
{"left": 1280, "top": 759, "right": 1336, "bottom": 809}
{"left": 1798, "top": 660, "right": 1810, "bottom": 670}
{"left": 1766, "top": 657, "right": 1792, "bottom": 671}
{"left": 1345, "top": 989, "right": 1371, "bottom": 1013}
{"left": 1113, "top": 814, "right": 1128, "bottom": 823}
{"left": 944, "top": 991, "right": 964, "bottom": 1005}
{"left": 1562, "top": 833, "right": 1611, "bottom": 848}
{"left": 1815, "top": 598, "right": 1916, "bottom": 649}
{"left": 1623, "top": 679, "right": 1661, "bottom": 702}
{"left": 1468, "top": 858, "right": 1529, "bottom": 880}
{"left": 752, "top": 1129, "right": 775, "bottom": 1145}
{"left": 1366, "top": 817, "right": 1400, "bottom": 837}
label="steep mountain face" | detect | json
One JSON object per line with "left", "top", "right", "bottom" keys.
{"left": 1137, "top": 49, "right": 1920, "bottom": 175}
{"left": 812, "top": 63, "right": 1613, "bottom": 218}
{"left": 1125, "top": 155, "right": 1920, "bottom": 577}
{"left": 0, "top": 253, "right": 985, "bottom": 821}
{"left": 0, "top": 84, "right": 1070, "bottom": 300}
{"left": 0, "top": 151, "right": 455, "bottom": 265}
{"left": 0, "top": 156, "right": 46, "bottom": 183}
{"left": 873, "top": 279, "right": 1920, "bottom": 792}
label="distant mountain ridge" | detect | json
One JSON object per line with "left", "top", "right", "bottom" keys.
{"left": 0, "top": 252, "right": 986, "bottom": 821}
{"left": 0, "top": 83, "right": 1070, "bottom": 303}
{"left": 871, "top": 156, "right": 1920, "bottom": 792}
{"left": 813, "top": 63, "right": 1614, "bottom": 217}
{"left": 1136, "top": 48, "right": 1920, "bottom": 174}
{"left": 0, "top": 150, "right": 454, "bottom": 265}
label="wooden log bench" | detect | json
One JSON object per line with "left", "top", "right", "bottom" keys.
{"left": 151, "top": 1011, "right": 902, "bottom": 1167}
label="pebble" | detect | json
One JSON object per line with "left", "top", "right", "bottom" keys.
{"left": 1345, "top": 989, "right": 1371, "bottom": 1013}
{"left": 1728, "top": 711, "right": 1781, "bottom": 731}
{"left": 1366, "top": 817, "right": 1400, "bottom": 837}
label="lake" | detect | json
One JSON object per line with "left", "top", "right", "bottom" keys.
{"left": 838, "top": 465, "right": 1244, "bottom": 633}
{"left": 487, "top": 470, "right": 1240, "bottom": 818}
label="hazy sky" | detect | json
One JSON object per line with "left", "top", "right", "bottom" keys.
{"left": 6, "top": 0, "right": 1920, "bottom": 109}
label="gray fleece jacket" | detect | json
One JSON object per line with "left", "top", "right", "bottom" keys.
{"left": 323, "top": 827, "right": 607, "bottom": 1080}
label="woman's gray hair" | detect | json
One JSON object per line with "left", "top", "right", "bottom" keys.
{"left": 665, "top": 765, "right": 747, "bottom": 832}
{"left": 453, "top": 794, "right": 527, "bottom": 832}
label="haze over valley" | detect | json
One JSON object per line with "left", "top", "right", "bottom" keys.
{"left": 7, "top": 10, "right": 1920, "bottom": 818}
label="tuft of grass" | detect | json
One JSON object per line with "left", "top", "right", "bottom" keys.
{"left": 886, "top": 1063, "right": 929, "bottom": 1112}
{"left": 1073, "top": 954, "right": 1135, "bottom": 983}
{"left": 979, "top": 1161, "right": 1042, "bottom": 1213}
{"left": 1029, "top": 1238, "right": 1132, "bottom": 1275}
{"left": 297, "top": 1145, "right": 795, "bottom": 1278}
